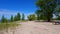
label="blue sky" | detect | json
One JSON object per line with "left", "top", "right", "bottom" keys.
{"left": 0, "top": 0, "right": 37, "bottom": 19}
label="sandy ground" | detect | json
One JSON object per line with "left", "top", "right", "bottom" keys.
{"left": 0, "top": 21, "right": 60, "bottom": 34}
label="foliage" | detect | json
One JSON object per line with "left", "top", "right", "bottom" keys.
{"left": 14, "top": 15, "right": 18, "bottom": 21}
{"left": 36, "top": 0, "right": 60, "bottom": 22}
{"left": 57, "top": 16, "right": 60, "bottom": 20}
{"left": 53, "top": 7, "right": 60, "bottom": 20}
{"left": 1, "top": 15, "right": 8, "bottom": 23}
{"left": 55, "top": 8, "right": 60, "bottom": 16}
{"left": 0, "top": 22, "right": 19, "bottom": 31}
{"left": 17, "top": 12, "right": 21, "bottom": 20}
{"left": 35, "top": 10, "right": 41, "bottom": 20}
{"left": 10, "top": 15, "right": 13, "bottom": 22}
{"left": 35, "top": 10, "right": 44, "bottom": 20}
{"left": 14, "top": 12, "right": 21, "bottom": 21}
{"left": 27, "top": 14, "right": 36, "bottom": 21}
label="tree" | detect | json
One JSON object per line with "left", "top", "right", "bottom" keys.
{"left": 35, "top": 10, "right": 46, "bottom": 20}
{"left": 14, "top": 12, "right": 21, "bottom": 21}
{"left": 14, "top": 15, "right": 18, "bottom": 21}
{"left": 57, "top": 16, "right": 60, "bottom": 20}
{"left": 10, "top": 15, "right": 13, "bottom": 22}
{"left": 17, "top": 12, "right": 21, "bottom": 20}
{"left": 35, "top": 10, "right": 43, "bottom": 20}
{"left": 36, "top": 0, "right": 60, "bottom": 22}
{"left": 22, "top": 13, "right": 25, "bottom": 20}
{"left": 27, "top": 14, "right": 36, "bottom": 21}
{"left": 1, "top": 15, "right": 8, "bottom": 23}
{"left": 35, "top": 10, "right": 40, "bottom": 20}
{"left": 56, "top": 8, "right": 60, "bottom": 20}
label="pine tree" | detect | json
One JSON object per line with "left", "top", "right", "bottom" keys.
{"left": 14, "top": 12, "right": 21, "bottom": 21}
{"left": 1, "top": 15, "right": 8, "bottom": 23}
{"left": 14, "top": 15, "right": 17, "bottom": 21}
{"left": 17, "top": 12, "right": 21, "bottom": 21}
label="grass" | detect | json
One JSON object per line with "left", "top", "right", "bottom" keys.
{"left": 0, "top": 22, "right": 20, "bottom": 31}
{"left": 19, "top": 20, "right": 27, "bottom": 22}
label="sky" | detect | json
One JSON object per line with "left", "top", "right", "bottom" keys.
{"left": 0, "top": 0, "right": 37, "bottom": 19}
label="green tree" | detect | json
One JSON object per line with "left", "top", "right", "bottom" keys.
{"left": 35, "top": 10, "right": 46, "bottom": 20}
{"left": 22, "top": 13, "right": 25, "bottom": 20}
{"left": 14, "top": 15, "right": 17, "bottom": 21}
{"left": 35, "top": 10, "right": 42, "bottom": 20}
{"left": 17, "top": 12, "right": 21, "bottom": 20}
{"left": 56, "top": 8, "right": 60, "bottom": 20}
{"left": 57, "top": 16, "right": 60, "bottom": 20}
{"left": 14, "top": 12, "right": 21, "bottom": 21}
{"left": 36, "top": 0, "right": 59, "bottom": 22}
{"left": 1, "top": 15, "right": 8, "bottom": 23}
{"left": 27, "top": 14, "right": 36, "bottom": 21}
{"left": 10, "top": 15, "right": 13, "bottom": 22}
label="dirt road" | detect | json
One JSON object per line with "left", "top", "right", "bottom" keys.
{"left": 2, "top": 21, "right": 60, "bottom": 34}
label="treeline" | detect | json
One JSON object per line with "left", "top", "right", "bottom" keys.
{"left": 1, "top": 12, "right": 25, "bottom": 23}
{"left": 28, "top": 0, "right": 60, "bottom": 22}
{"left": 27, "top": 12, "right": 60, "bottom": 21}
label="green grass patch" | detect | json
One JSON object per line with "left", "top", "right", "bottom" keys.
{"left": 0, "top": 22, "right": 20, "bottom": 31}
{"left": 20, "top": 20, "right": 27, "bottom": 22}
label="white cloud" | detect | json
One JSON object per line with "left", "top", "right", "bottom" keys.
{"left": 0, "top": 9, "right": 19, "bottom": 15}
{"left": 0, "top": 9, "right": 21, "bottom": 19}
